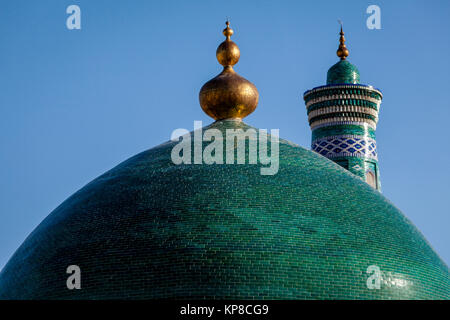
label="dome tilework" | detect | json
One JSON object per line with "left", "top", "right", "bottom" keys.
{"left": 0, "top": 120, "right": 448, "bottom": 299}
{"left": 327, "top": 60, "right": 360, "bottom": 85}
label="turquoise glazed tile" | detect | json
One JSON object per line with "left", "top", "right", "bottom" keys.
{"left": 0, "top": 120, "right": 448, "bottom": 299}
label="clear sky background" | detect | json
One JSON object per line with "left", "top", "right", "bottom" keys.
{"left": 0, "top": 0, "right": 449, "bottom": 271}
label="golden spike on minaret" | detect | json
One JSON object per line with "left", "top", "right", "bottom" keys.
{"left": 336, "top": 22, "right": 349, "bottom": 60}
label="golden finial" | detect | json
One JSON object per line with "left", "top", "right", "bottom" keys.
{"left": 199, "top": 21, "right": 259, "bottom": 121}
{"left": 336, "top": 21, "right": 349, "bottom": 60}
{"left": 216, "top": 20, "right": 240, "bottom": 67}
{"left": 223, "top": 20, "right": 233, "bottom": 38}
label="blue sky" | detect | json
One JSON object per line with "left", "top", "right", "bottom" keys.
{"left": 0, "top": 0, "right": 449, "bottom": 270}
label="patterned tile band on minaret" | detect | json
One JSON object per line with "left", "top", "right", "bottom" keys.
{"left": 304, "top": 25, "right": 383, "bottom": 190}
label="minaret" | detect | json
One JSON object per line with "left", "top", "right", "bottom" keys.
{"left": 303, "top": 25, "right": 383, "bottom": 190}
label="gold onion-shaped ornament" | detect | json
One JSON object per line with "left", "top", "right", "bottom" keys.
{"left": 199, "top": 21, "right": 259, "bottom": 120}
{"left": 337, "top": 24, "right": 349, "bottom": 60}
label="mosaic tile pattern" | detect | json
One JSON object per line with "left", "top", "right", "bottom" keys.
{"left": 304, "top": 82, "right": 383, "bottom": 190}
{"left": 0, "top": 120, "right": 448, "bottom": 300}
{"left": 304, "top": 84, "right": 382, "bottom": 104}
{"left": 326, "top": 60, "right": 360, "bottom": 85}
{"left": 304, "top": 87, "right": 382, "bottom": 130}
{"left": 312, "top": 124, "right": 376, "bottom": 141}
{"left": 306, "top": 98, "right": 379, "bottom": 111}
{"left": 312, "top": 135, "right": 377, "bottom": 160}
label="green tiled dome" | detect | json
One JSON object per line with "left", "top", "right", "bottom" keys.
{"left": 327, "top": 60, "right": 360, "bottom": 84}
{"left": 0, "top": 120, "right": 448, "bottom": 299}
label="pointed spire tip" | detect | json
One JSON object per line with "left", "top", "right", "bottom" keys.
{"left": 336, "top": 21, "right": 349, "bottom": 60}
